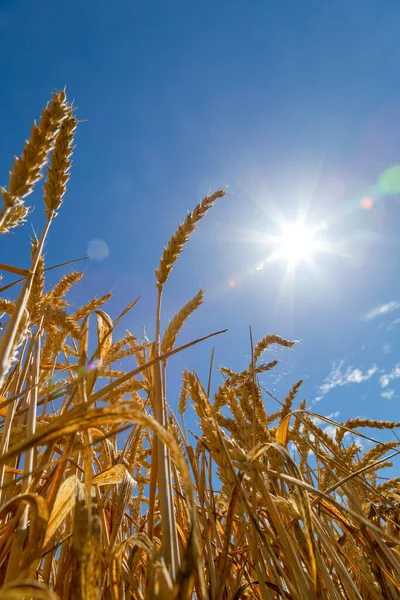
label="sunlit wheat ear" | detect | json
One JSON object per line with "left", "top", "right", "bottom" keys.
{"left": 155, "top": 189, "right": 226, "bottom": 291}
{"left": 253, "top": 334, "right": 297, "bottom": 362}
{"left": 161, "top": 289, "right": 203, "bottom": 356}
{"left": 376, "top": 476, "right": 400, "bottom": 493}
{"left": 0, "top": 202, "right": 30, "bottom": 234}
{"left": 302, "top": 418, "right": 339, "bottom": 455}
{"left": 344, "top": 418, "right": 400, "bottom": 430}
{"left": 44, "top": 108, "right": 77, "bottom": 217}
{"left": 45, "top": 271, "right": 84, "bottom": 308}
{"left": 280, "top": 379, "right": 303, "bottom": 421}
{"left": 73, "top": 293, "right": 112, "bottom": 322}
{"left": 178, "top": 369, "right": 190, "bottom": 415}
{"left": 336, "top": 417, "right": 400, "bottom": 445}
{"left": 357, "top": 441, "right": 400, "bottom": 470}
{"left": 0, "top": 298, "right": 16, "bottom": 315}
{"left": 1, "top": 90, "right": 68, "bottom": 206}
{"left": 0, "top": 90, "right": 68, "bottom": 234}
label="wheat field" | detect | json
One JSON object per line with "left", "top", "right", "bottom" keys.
{"left": 0, "top": 91, "right": 399, "bottom": 599}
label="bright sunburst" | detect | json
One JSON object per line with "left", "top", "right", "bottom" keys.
{"left": 275, "top": 221, "right": 318, "bottom": 265}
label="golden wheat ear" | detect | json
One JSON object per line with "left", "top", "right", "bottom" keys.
{"left": 44, "top": 108, "right": 77, "bottom": 217}
{"left": 0, "top": 90, "right": 68, "bottom": 234}
{"left": 155, "top": 189, "right": 226, "bottom": 291}
{"left": 2, "top": 90, "right": 68, "bottom": 204}
{"left": 161, "top": 289, "right": 204, "bottom": 356}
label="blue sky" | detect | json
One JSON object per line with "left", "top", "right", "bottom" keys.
{"left": 1, "top": 0, "right": 400, "bottom": 452}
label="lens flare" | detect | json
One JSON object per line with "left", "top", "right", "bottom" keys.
{"left": 361, "top": 196, "right": 374, "bottom": 211}
{"left": 87, "top": 238, "right": 109, "bottom": 261}
{"left": 379, "top": 165, "right": 400, "bottom": 195}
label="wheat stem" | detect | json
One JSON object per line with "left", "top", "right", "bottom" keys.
{"left": 0, "top": 215, "right": 52, "bottom": 388}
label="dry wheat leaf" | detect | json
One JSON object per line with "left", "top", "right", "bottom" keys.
{"left": 115, "top": 532, "right": 154, "bottom": 560}
{"left": 95, "top": 309, "right": 113, "bottom": 362}
{"left": 92, "top": 463, "right": 136, "bottom": 487}
{"left": 44, "top": 475, "right": 77, "bottom": 545}
{"left": 276, "top": 414, "right": 291, "bottom": 447}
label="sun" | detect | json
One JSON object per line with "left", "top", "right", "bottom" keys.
{"left": 274, "top": 221, "right": 319, "bottom": 265}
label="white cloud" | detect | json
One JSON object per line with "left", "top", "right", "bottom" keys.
{"left": 327, "top": 411, "right": 340, "bottom": 420}
{"left": 346, "top": 368, "right": 377, "bottom": 383}
{"left": 379, "top": 363, "right": 400, "bottom": 389}
{"left": 388, "top": 318, "right": 400, "bottom": 331}
{"left": 315, "top": 361, "right": 377, "bottom": 402}
{"left": 364, "top": 301, "right": 400, "bottom": 321}
{"left": 381, "top": 389, "right": 395, "bottom": 399}
{"left": 323, "top": 425, "right": 338, "bottom": 439}
{"left": 382, "top": 343, "right": 392, "bottom": 354}
{"left": 380, "top": 375, "right": 390, "bottom": 389}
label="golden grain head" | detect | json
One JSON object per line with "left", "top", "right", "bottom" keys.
{"left": 1, "top": 90, "right": 69, "bottom": 207}
{"left": 0, "top": 202, "right": 30, "bottom": 234}
{"left": 253, "top": 333, "right": 297, "bottom": 361}
{"left": 43, "top": 109, "right": 77, "bottom": 217}
{"left": 155, "top": 189, "right": 226, "bottom": 290}
{"left": 161, "top": 289, "right": 203, "bottom": 355}
{"left": 179, "top": 369, "right": 190, "bottom": 415}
